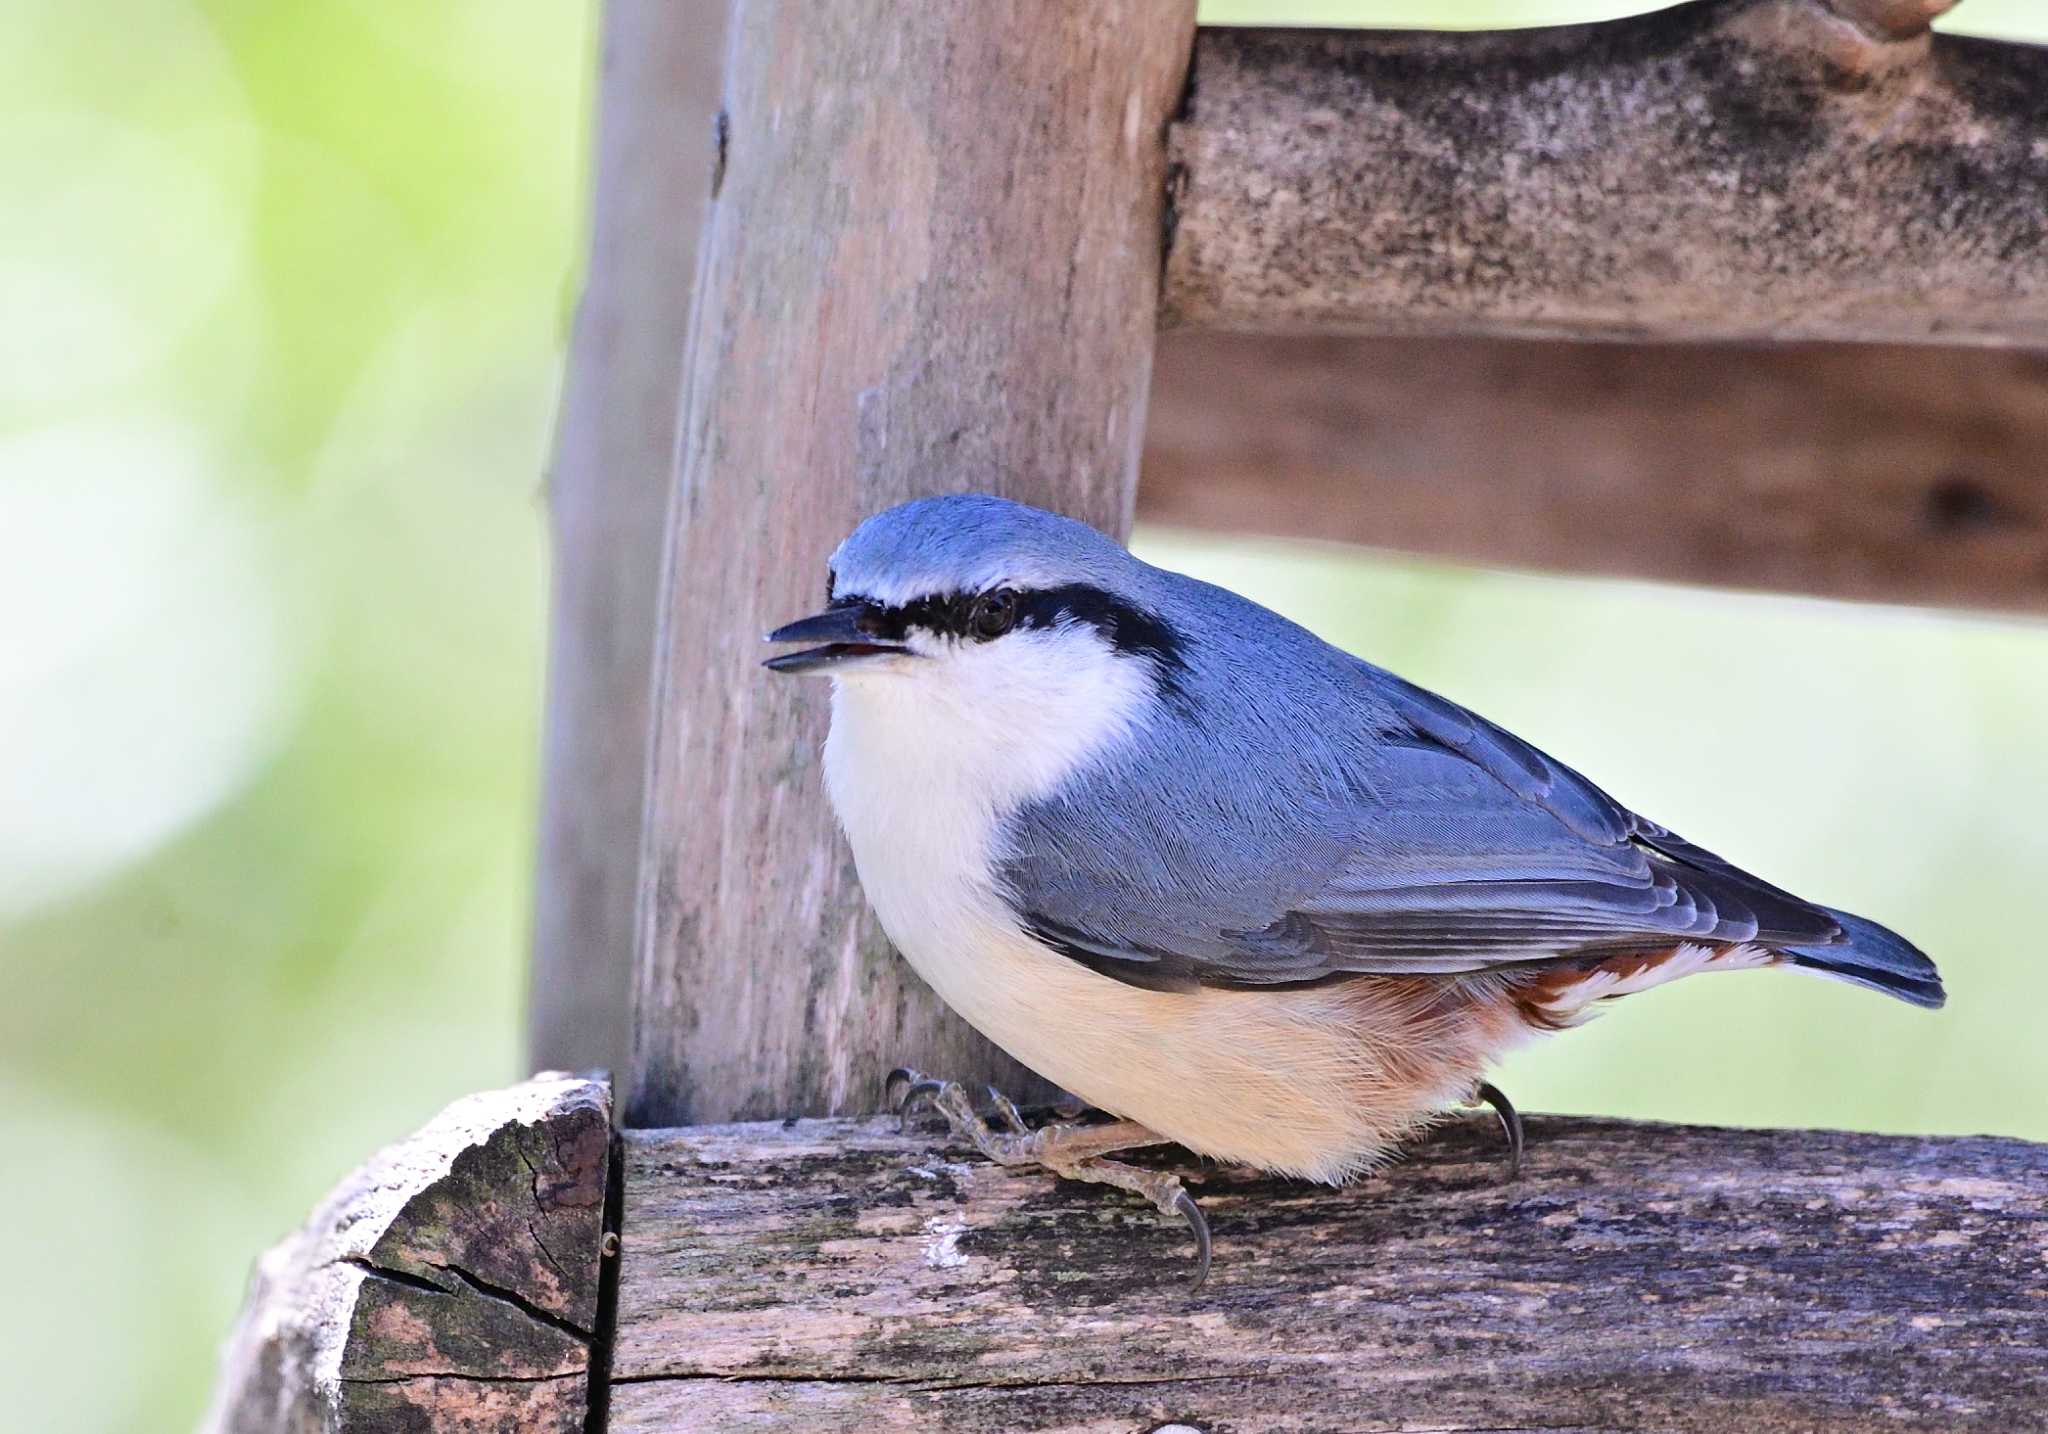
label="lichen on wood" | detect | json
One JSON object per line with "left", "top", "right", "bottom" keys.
{"left": 1165, "top": 0, "right": 2048, "bottom": 344}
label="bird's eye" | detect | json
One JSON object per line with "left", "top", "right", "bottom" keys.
{"left": 970, "top": 587, "right": 1018, "bottom": 640}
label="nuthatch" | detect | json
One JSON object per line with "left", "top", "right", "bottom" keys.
{"left": 766, "top": 495, "right": 1944, "bottom": 1286}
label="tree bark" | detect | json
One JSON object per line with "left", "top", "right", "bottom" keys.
{"left": 608, "top": 1112, "right": 2048, "bottom": 1433}
{"left": 1164, "top": 0, "right": 2048, "bottom": 344}
{"left": 628, "top": 0, "right": 1198, "bottom": 1127}
{"left": 529, "top": 0, "right": 726, "bottom": 1078}
{"left": 202, "top": 1075, "right": 614, "bottom": 1434}
{"left": 1141, "top": 332, "right": 2048, "bottom": 613}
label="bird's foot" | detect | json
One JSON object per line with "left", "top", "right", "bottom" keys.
{"left": 884, "top": 1068, "right": 1035, "bottom": 1159}
{"left": 883, "top": 1067, "right": 1211, "bottom": 1290}
{"left": 1464, "top": 1079, "right": 1524, "bottom": 1181}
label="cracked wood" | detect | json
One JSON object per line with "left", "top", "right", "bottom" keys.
{"left": 201, "top": 1074, "right": 613, "bottom": 1434}
{"left": 1164, "top": 0, "right": 2048, "bottom": 344}
{"left": 609, "top": 1113, "right": 2048, "bottom": 1432}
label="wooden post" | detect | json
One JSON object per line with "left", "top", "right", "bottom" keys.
{"left": 529, "top": 0, "right": 726, "bottom": 1077}
{"left": 627, "top": 1, "right": 1199, "bottom": 1126}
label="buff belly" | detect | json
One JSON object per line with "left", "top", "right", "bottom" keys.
{"left": 891, "top": 913, "right": 1536, "bottom": 1184}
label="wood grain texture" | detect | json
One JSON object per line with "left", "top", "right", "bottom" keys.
{"left": 1164, "top": 0, "right": 2048, "bottom": 344}
{"left": 202, "top": 1075, "right": 613, "bottom": 1434}
{"left": 529, "top": 0, "right": 726, "bottom": 1078}
{"left": 628, "top": 0, "right": 1198, "bottom": 1127}
{"left": 1141, "top": 332, "right": 2048, "bottom": 613}
{"left": 609, "top": 1114, "right": 2048, "bottom": 1433}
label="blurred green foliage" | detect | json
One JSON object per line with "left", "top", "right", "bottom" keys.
{"left": 4, "top": 2, "right": 584, "bottom": 1427}
{"left": 2, "top": 2, "right": 2041, "bottom": 1430}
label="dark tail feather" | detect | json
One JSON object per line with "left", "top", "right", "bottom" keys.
{"left": 1782, "top": 907, "right": 1945, "bottom": 1009}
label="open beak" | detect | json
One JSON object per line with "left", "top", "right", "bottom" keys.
{"left": 762, "top": 605, "right": 910, "bottom": 674}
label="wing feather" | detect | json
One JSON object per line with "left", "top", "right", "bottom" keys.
{"left": 1000, "top": 660, "right": 1842, "bottom": 992}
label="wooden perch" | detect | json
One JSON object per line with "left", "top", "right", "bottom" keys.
{"left": 1142, "top": 332, "right": 2048, "bottom": 613}
{"left": 208, "top": 1080, "right": 2048, "bottom": 1431}
{"left": 607, "top": 1113, "right": 2048, "bottom": 1432}
{"left": 1164, "top": 0, "right": 2048, "bottom": 344}
{"left": 202, "top": 1075, "right": 614, "bottom": 1434}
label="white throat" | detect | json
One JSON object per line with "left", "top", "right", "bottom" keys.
{"left": 820, "top": 629, "right": 1155, "bottom": 997}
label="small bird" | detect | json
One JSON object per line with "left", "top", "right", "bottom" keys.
{"left": 765, "top": 495, "right": 1943, "bottom": 1284}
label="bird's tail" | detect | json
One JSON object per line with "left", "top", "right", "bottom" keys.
{"left": 1781, "top": 907, "right": 1946, "bottom": 1009}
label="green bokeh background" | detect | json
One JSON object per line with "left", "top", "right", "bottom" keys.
{"left": 4, "top": 2, "right": 2041, "bottom": 1429}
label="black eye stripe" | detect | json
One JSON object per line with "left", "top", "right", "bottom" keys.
{"left": 836, "top": 592, "right": 969, "bottom": 642}
{"left": 1012, "top": 585, "right": 1186, "bottom": 676}
{"left": 831, "top": 582, "right": 1188, "bottom": 680}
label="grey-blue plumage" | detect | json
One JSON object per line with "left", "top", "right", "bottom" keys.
{"left": 830, "top": 494, "right": 1944, "bottom": 1011}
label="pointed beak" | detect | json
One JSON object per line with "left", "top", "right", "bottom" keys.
{"left": 762, "top": 605, "right": 911, "bottom": 675}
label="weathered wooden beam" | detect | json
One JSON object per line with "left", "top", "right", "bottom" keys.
{"left": 628, "top": 0, "right": 1198, "bottom": 1127}
{"left": 1142, "top": 332, "right": 2048, "bottom": 612}
{"left": 1164, "top": 0, "right": 2048, "bottom": 344}
{"left": 203, "top": 1075, "right": 614, "bottom": 1434}
{"left": 608, "top": 1113, "right": 2048, "bottom": 1432}
{"left": 529, "top": 0, "right": 726, "bottom": 1078}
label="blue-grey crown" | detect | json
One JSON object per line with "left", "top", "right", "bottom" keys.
{"left": 829, "top": 494, "right": 1137, "bottom": 606}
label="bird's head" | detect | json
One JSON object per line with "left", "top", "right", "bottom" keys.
{"left": 764, "top": 495, "right": 1189, "bottom": 756}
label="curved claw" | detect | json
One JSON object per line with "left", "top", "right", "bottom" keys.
{"left": 1173, "top": 1189, "right": 1213, "bottom": 1293}
{"left": 1474, "top": 1080, "right": 1524, "bottom": 1181}
{"left": 895, "top": 1078, "right": 949, "bottom": 1132}
{"left": 882, "top": 1066, "right": 923, "bottom": 1113}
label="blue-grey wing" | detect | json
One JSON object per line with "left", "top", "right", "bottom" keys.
{"left": 997, "top": 664, "right": 1843, "bottom": 992}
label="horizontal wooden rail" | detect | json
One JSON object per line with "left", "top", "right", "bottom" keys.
{"left": 1141, "top": 332, "right": 2048, "bottom": 613}
{"left": 609, "top": 1111, "right": 2048, "bottom": 1431}
{"left": 205, "top": 1077, "right": 2048, "bottom": 1431}
{"left": 1165, "top": 0, "right": 2048, "bottom": 344}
